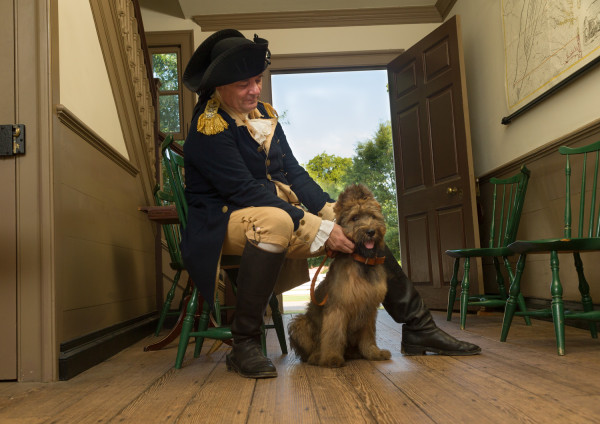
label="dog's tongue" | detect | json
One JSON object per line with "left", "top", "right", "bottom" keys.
{"left": 365, "top": 240, "right": 375, "bottom": 249}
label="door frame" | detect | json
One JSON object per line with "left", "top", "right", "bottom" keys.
{"left": 0, "top": 0, "right": 17, "bottom": 381}
{"left": 7, "top": 0, "right": 56, "bottom": 382}
{"left": 262, "top": 50, "right": 403, "bottom": 103}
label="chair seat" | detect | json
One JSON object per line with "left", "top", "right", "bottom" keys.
{"left": 445, "top": 246, "right": 514, "bottom": 258}
{"left": 508, "top": 237, "right": 600, "bottom": 254}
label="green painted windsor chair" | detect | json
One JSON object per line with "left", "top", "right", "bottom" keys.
{"left": 445, "top": 165, "right": 532, "bottom": 330}
{"left": 504, "top": 141, "right": 600, "bottom": 355}
{"left": 153, "top": 185, "right": 192, "bottom": 336}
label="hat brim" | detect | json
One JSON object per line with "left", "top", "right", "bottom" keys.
{"left": 183, "top": 30, "right": 269, "bottom": 93}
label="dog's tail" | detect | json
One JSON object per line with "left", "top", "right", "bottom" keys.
{"left": 288, "top": 314, "right": 315, "bottom": 362}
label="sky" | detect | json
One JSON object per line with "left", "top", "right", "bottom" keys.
{"left": 270, "top": 70, "right": 391, "bottom": 165}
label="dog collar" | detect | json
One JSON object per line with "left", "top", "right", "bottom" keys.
{"left": 351, "top": 253, "right": 386, "bottom": 265}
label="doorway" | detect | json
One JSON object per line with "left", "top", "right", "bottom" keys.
{"left": 269, "top": 68, "right": 393, "bottom": 312}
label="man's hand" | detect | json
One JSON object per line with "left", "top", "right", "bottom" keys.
{"left": 325, "top": 223, "right": 354, "bottom": 253}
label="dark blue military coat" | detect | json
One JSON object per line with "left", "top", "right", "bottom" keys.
{"left": 181, "top": 100, "right": 333, "bottom": 303}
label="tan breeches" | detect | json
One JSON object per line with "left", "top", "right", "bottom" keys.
{"left": 221, "top": 206, "right": 324, "bottom": 259}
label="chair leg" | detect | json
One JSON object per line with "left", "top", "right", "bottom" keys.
{"left": 573, "top": 252, "right": 598, "bottom": 339}
{"left": 501, "top": 253, "right": 526, "bottom": 342}
{"left": 269, "top": 295, "right": 288, "bottom": 354}
{"left": 175, "top": 288, "right": 199, "bottom": 369}
{"left": 493, "top": 257, "right": 507, "bottom": 299}
{"left": 177, "top": 277, "right": 193, "bottom": 312}
{"left": 503, "top": 256, "right": 531, "bottom": 326}
{"left": 155, "top": 269, "right": 182, "bottom": 336}
{"left": 194, "top": 300, "right": 212, "bottom": 358}
{"left": 549, "top": 251, "right": 566, "bottom": 355}
{"left": 516, "top": 292, "right": 532, "bottom": 326}
{"left": 459, "top": 258, "right": 471, "bottom": 330}
{"left": 447, "top": 258, "right": 460, "bottom": 321}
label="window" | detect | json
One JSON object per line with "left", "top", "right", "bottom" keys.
{"left": 152, "top": 49, "right": 182, "bottom": 135}
{"left": 146, "top": 31, "right": 195, "bottom": 142}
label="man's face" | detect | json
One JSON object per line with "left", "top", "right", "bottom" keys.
{"left": 217, "top": 74, "right": 263, "bottom": 115}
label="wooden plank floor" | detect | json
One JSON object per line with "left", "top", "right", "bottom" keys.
{"left": 2, "top": 311, "right": 600, "bottom": 423}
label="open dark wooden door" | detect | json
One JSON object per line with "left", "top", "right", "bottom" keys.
{"left": 0, "top": 0, "right": 18, "bottom": 380}
{"left": 387, "top": 15, "right": 480, "bottom": 310}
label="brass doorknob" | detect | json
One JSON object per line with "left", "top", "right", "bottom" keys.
{"left": 446, "top": 186, "right": 458, "bottom": 195}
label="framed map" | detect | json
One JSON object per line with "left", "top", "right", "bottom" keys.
{"left": 501, "top": 0, "right": 600, "bottom": 124}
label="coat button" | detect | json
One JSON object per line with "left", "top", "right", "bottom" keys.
{"left": 267, "top": 174, "right": 272, "bottom": 180}
{"left": 222, "top": 206, "right": 229, "bottom": 213}
{"left": 295, "top": 230, "right": 302, "bottom": 236}
{"left": 300, "top": 219, "right": 306, "bottom": 226}
{"left": 266, "top": 159, "right": 271, "bottom": 166}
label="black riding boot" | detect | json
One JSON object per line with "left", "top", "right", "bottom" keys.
{"left": 381, "top": 245, "right": 481, "bottom": 356}
{"left": 226, "top": 241, "right": 286, "bottom": 378}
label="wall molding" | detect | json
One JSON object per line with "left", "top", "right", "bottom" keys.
{"left": 479, "top": 118, "right": 600, "bottom": 182}
{"left": 270, "top": 50, "right": 404, "bottom": 73}
{"left": 192, "top": 3, "right": 455, "bottom": 31}
{"left": 56, "top": 104, "right": 139, "bottom": 177}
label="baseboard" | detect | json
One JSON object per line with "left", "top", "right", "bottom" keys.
{"left": 59, "top": 313, "right": 158, "bottom": 381}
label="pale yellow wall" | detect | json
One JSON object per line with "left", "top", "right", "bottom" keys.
{"left": 58, "top": 0, "right": 128, "bottom": 158}
{"left": 449, "top": 1, "right": 600, "bottom": 175}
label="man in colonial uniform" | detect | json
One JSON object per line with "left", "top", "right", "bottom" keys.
{"left": 181, "top": 29, "right": 480, "bottom": 379}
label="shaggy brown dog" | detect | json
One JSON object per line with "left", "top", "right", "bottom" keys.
{"left": 288, "top": 184, "right": 391, "bottom": 367}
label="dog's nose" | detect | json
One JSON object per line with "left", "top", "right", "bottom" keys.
{"left": 366, "top": 229, "right": 375, "bottom": 237}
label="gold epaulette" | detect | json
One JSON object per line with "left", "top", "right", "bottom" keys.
{"left": 260, "top": 101, "right": 279, "bottom": 118}
{"left": 197, "top": 98, "right": 229, "bottom": 135}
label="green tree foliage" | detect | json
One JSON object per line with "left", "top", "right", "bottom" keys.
{"left": 304, "top": 153, "right": 352, "bottom": 200}
{"left": 152, "top": 53, "right": 179, "bottom": 90}
{"left": 304, "top": 121, "right": 401, "bottom": 267}
{"left": 343, "top": 122, "right": 400, "bottom": 259}
{"left": 158, "top": 95, "right": 180, "bottom": 133}
{"left": 152, "top": 53, "right": 181, "bottom": 133}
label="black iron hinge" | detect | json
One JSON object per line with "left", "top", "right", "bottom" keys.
{"left": 0, "top": 124, "right": 25, "bottom": 156}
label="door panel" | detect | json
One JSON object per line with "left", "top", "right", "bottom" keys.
{"left": 0, "top": 0, "right": 18, "bottom": 380}
{"left": 388, "top": 15, "right": 480, "bottom": 309}
{"left": 397, "top": 107, "right": 424, "bottom": 190}
{"left": 405, "top": 214, "right": 432, "bottom": 282}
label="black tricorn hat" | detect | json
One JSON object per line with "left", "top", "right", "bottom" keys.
{"left": 183, "top": 29, "right": 270, "bottom": 93}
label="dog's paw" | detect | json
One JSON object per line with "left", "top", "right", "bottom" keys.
{"left": 363, "top": 346, "right": 392, "bottom": 361}
{"left": 375, "top": 349, "right": 392, "bottom": 361}
{"left": 319, "top": 354, "right": 345, "bottom": 368}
